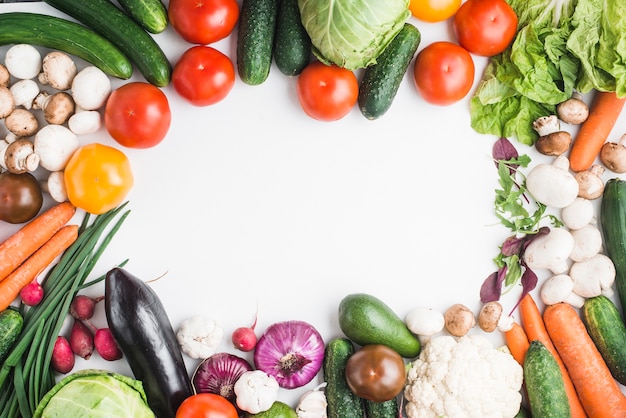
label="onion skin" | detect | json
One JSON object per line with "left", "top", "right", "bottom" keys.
{"left": 253, "top": 320, "right": 325, "bottom": 389}
{"left": 192, "top": 352, "right": 253, "bottom": 405}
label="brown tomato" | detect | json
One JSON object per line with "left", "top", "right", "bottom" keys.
{"left": 344, "top": 344, "right": 406, "bottom": 402}
{"left": 0, "top": 171, "right": 43, "bottom": 224}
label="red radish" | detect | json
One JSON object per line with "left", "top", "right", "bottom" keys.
{"left": 232, "top": 311, "right": 258, "bottom": 352}
{"left": 51, "top": 336, "right": 75, "bottom": 374}
{"left": 20, "top": 280, "right": 44, "bottom": 306}
{"left": 69, "top": 318, "right": 94, "bottom": 360}
{"left": 70, "top": 294, "right": 104, "bottom": 320}
{"left": 94, "top": 327, "right": 123, "bottom": 361}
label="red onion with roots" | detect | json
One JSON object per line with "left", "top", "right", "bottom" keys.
{"left": 253, "top": 320, "right": 325, "bottom": 389}
{"left": 192, "top": 352, "right": 253, "bottom": 405}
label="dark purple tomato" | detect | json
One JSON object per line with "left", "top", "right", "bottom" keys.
{"left": 0, "top": 171, "right": 43, "bottom": 224}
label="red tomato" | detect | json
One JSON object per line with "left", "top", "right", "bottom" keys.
{"left": 176, "top": 394, "right": 238, "bottom": 418}
{"left": 413, "top": 41, "right": 475, "bottom": 106}
{"left": 172, "top": 46, "right": 235, "bottom": 107}
{"left": 453, "top": 0, "right": 518, "bottom": 57}
{"left": 168, "top": 0, "right": 239, "bottom": 45}
{"left": 104, "top": 82, "right": 171, "bottom": 149}
{"left": 296, "top": 61, "right": 358, "bottom": 122}
{"left": 409, "top": 0, "right": 461, "bottom": 22}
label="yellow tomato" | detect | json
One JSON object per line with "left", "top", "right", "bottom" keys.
{"left": 64, "top": 143, "right": 134, "bottom": 215}
{"left": 409, "top": 0, "right": 462, "bottom": 22}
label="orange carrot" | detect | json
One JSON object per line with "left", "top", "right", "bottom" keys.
{"left": 544, "top": 302, "right": 626, "bottom": 417}
{"left": 569, "top": 91, "right": 626, "bottom": 173}
{"left": 504, "top": 321, "right": 530, "bottom": 366}
{"left": 519, "top": 294, "right": 587, "bottom": 418}
{"left": 0, "top": 201, "right": 75, "bottom": 283}
{"left": 0, "top": 224, "right": 78, "bottom": 311}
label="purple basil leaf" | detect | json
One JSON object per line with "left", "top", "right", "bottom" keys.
{"left": 501, "top": 235, "right": 524, "bottom": 257}
{"left": 492, "top": 138, "right": 519, "bottom": 165}
{"left": 509, "top": 262, "right": 539, "bottom": 314}
{"left": 480, "top": 270, "right": 504, "bottom": 303}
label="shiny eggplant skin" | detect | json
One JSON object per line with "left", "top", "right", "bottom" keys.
{"left": 104, "top": 267, "right": 193, "bottom": 418}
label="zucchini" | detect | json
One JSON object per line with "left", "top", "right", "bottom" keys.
{"left": 105, "top": 267, "right": 193, "bottom": 418}
{"left": 43, "top": 0, "right": 172, "bottom": 87}
{"left": 0, "top": 308, "right": 23, "bottom": 363}
{"left": 358, "top": 23, "right": 421, "bottom": 120}
{"left": 237, "top": 0, "right": 278, "bottom": 85}
{"left": 582, "top": 295, "right": 626, "bottom": 385}
{"left": 364, "top": 397, "right": 399, "bottom": 418}
{"left": 117, "top": 0, "right": 168, "bottom": 34}
{"left": 523, "top": 340, "right": 571, "bottom": 417}
{"left": 323, "top": 338, "right": 365, "bottom": 418}
{"left": 273, "top": 0, "right": 311, "bottom": 76}
{"left": 0, "top": 12, "right": 132, "bottom": 80}
{"left": 601, "top": 178, "right": 626, "bottom": 312}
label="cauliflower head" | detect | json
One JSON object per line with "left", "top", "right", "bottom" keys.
{"left": 404, "top": 334, "right": 523, "bottom": 418}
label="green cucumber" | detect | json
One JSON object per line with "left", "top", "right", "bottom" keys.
{"left": 43, "top": 0, "right": 172, "bottom": 87}
{"left": 0, "top": 308, "right": 24, "bottom": 363}
{"left": 323, "top": 338, "right": 365, "bottom": 418}
{"left": 358, "top": 23, "right": 421, "bottom": 120}
{"left": 338, "top": 293, "right": 420, "bottom": 358}
{"left": 601, "top": 178, "right": 626, "bottom": 312}
{"left": 582, "top": 295, "right": 626, "bottom": 385}
{"left": 237, "top": 0, "right": 278, "bottom": 85}
{"left": 117, "top": 0, "right": 168, "bottom": 34}
{"left": 273, "top": 0, "right": 311, "bottom": 76}
{"left": 0, "top": 12, "right": 132, "bottom": 80}
{"left": 523, "top": 340, "right": 571, "bottom": 417}
{"left": 364, "top": 397, "right": 399, "bottom": 418}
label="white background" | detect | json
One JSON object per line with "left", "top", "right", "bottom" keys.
{"left": 2, "top": 0, "right": 625, "bottom": 408}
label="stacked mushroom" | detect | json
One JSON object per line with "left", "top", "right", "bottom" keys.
{"left": 0, "top": 44, "right": 112, "bottom": 205}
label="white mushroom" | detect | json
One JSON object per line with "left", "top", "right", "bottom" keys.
{"left": 525, "top": 155, "right": 579, "bottom": 208}
{"left": 561, "top": 197, "right": 595, "bottom": 230}
{"left": 68, "top": 110, "right": 102, "bottom": 135}
{"left": 38, "top": 51, "right": 77, "bottom": 91}
{"left": 540, "top": 274, "right": 585, "bottom": 308}
{"left": 405, "top": 306, "right": 445, "bottom": 342}
{"left": 570, "top": 254, "right": 616, "bottom": 298}
{"left": 4, "top": 138, "right": 39, "bottom": 174}
{"left": 556, "top": 92, "right": 589, "bottom": 125}
{"left": 575, "top": 165, "right": 605, "bottom": 200}
{"left": 33, "top": 125, "right": 79, "bottom": 172}
{"left": 71, "top": 66, "right": 111, "bottom": 111}
{"left": 4, "top": 108, "right": 39, "bottom": 138}
{"left": 0, "top": 86, "right": 15, "bottom": 119}
{"left": 523, "top": 227, "right": 575, "bottom": 274}
{"left": 0, "top": 64, "right": 10, "bottom": 87}
{"left": 9, "top": 79, "right": 39, "bottom": 109}
{"left": 40, "top": 171, "right": 68, "bottom": 203}
{"left": 569, "top": 224, "right": 603, "bottom": 262}
{"left": 33, "top": 91, "right": 75, "bottom": 125}
{"left": 4, "top": 44, "right": 42, "bottom": 80}
{"left": 477, "top": 301, "right": 514, "bottom": 332}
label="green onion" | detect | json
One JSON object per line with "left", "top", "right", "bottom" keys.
{"left": 0, "top": 203, "right": 130, "bottom": 418}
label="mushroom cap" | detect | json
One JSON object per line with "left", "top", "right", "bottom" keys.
{"left": 535, "top": 131, "right": 572, "bottom": 156}
{"left": 4, "top": 138, "right": 39, "bottom": 174}
{"left": 0, "top": 64, "right": 9, "bottom": 87}
{"left": 43, "top": 92, "right": 75, "bottom": 125}
{"left": 600, "top": 141, "right": 626, "bottom": 174}
{"left": 0, "top": 86, "right": 15, "bottom": 119}
{"left": 556, "top": 97, "right": 589, "bottom": 125}
{"left": 561, "top": 197, "right": 595, "bottom": 230}
{"left": 5, "top": 108, "right": 38, "bottom": 137}
{"left": 523, "top": 227, "right": 575, "bottom": 274}
{"left": 570, "top": 224, "right": 603, "bottom": 262}
{"left": 405, "top": 306, "right": 445, "bottom": 337}
{"left": 443, "top": 303, "right": 476, "bottom": 337}
{"left": 33, "top": 125, "right": 79, "bottom": 172}
{"left": 9, "top": 79, "right": 39, "bottom": 109}
{"left": 477, "top": 301, "right": 503, "bottom": 333}
{"left": 5, "top": 44, "right": 42, "bottom": 80}
{"left": 540, "top": 274, "right": 584, "bottom": 308}
{"left": 71, "top": 66, "right": 111, "bottom": 111}
{"left": 68, "top": 110, "right": 101, "bottom": 135}
{"left": 526, "top": 158, "right": 579, "bottom": 208}
{"left": 39, "top": 51, "right": 77, "bottom": 91}
{"left": 575, "top": 166, "right": 605, "bottom": 200}
{"left": 570, "top": 254, "right": 616, "bottom": 298}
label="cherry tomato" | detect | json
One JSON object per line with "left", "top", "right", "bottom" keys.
{"left": 453, "top": 0, "right": 518, "bottom": 57}
{"left": 176, "top": 393, "right": 238, "bottom": 418}
{"left": 296, "top": 61, "right": 358, "bottom": 122}
{"left": 413, "top": 41, "right": 475, "bottom": 106}
{"left": 409, "top": 0, "right": 461, "bottom": 22}
{"left": 168, "top": 0, "right": 239, "bottom": 45}
{"left": 0, "top": 172, "right": 42, "bottom": 224}
{"left": 64, "top": 143, "right": 134, "bottom": 215}
{"left": 104, "top": 82, "right": 171, "bottom": 149}
{"left": 172, "top": 46, "right": 235, "bottom": 107}
{"left": 344, "top": 344, "right": 406, "bottom": 403}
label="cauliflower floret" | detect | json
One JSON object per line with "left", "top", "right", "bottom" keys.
{"left": 404, "top": 334, "right": 523, "bottom": 418}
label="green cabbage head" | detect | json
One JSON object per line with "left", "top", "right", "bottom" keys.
{"left": 298, "top": 0, "right": 411, "bottom": 70}
{"left": 33, "top": 369, "right": 155, "bottom": 418}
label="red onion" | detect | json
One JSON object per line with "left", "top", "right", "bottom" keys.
{"left": 253, "top": 320, "right": 325, "bottom": 389}
{"left": 192, "top": 352, "right": 253, "bottom": 404}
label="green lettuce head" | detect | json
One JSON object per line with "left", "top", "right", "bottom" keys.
{"left": 34, "top": 369, "right": 155, "bottom": 418}
{"left": 298, "top": 0, "right": 410, "bottom": 70}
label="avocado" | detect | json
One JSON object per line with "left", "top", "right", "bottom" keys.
{"left": 244, "top": 401, "right": 297, "bottom": 418}
{"left": 338, "top": 293, "right": 421, "bottom": 358}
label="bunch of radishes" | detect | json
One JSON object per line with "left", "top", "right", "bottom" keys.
{"left": 51, "top": 294, "right": 123, "bottom": 374}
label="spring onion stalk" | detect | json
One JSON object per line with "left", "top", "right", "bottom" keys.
{"left": 0, "top": 203, "right": 131, "bottom": 418}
